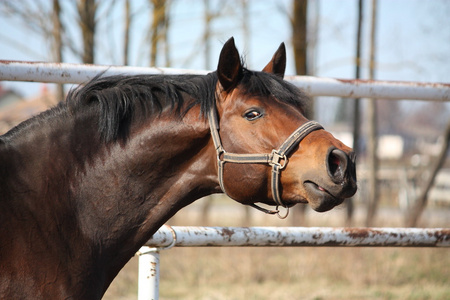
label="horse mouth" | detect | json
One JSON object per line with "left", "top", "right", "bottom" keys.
{"left": 303, "top": 181, "right": 345, "bottom": 212}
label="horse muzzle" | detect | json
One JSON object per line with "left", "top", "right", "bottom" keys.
{"left": 303, "top": 148, "right": 357, "bottom": 212}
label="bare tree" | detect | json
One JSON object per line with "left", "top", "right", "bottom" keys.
{"left": 292, "top": 0, "right": 308, "bottom": 76}
{"left": 2, "top": 1, "right": 52, "bottom": 38}
{"left": 123, "top": 0, "right": 131, "bottom": 65}
{"left": 52, "top": 0, "right": 64, "bottom": 100}
{"left": 52, "top": 0, "right": 63, "bottom": 64}
{"left": 203, "top": 0, "right": 212, "bottom": 70}
{"left": 345, "top": 0, "right": 364, "bottom": 226}
{"left": 365, "top": 0, "right": 379, "bottom": 227}
{"left": 242, "top": 0, "right": 250, "bottom": 57}
{"left": 290, "top": 0, "right": 311, "bottom": 226}
{"left": 2, "top": 1, "right": 65, "bottom": 100}
{"left": 405, "top": 121, "right": 450, "bottom": 227}
{"left": 149, "top": 0, "right": 170, "bottom": 67}
{"left": 77, "top": 0, "right": 97, "bottom": 64}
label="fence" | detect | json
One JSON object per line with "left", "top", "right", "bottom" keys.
{"left": 138, "top": 226, "right": 450, "bottom": 300}
{"left": 1, "top": 60, "right": 449, "bottom": 300}
{"left": 1, "top": 60, "right": 449, "bottom": 101}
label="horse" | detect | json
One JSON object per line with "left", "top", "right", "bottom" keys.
{"left": 0, "top": 37, "right": 356, "bottom": 299}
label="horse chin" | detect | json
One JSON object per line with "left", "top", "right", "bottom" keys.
{"left": 303, "top": 181, "right": 346, "bottom": 212}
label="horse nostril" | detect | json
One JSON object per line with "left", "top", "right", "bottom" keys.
{"left": 327, "top": 149, "right": 348, "bottom": 183}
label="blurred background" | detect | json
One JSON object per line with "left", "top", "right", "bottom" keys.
{"left": 0, "top": 0, "right": 449, "bottom": 299}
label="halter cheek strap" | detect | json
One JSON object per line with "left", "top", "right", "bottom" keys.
{"left": 208, "top": 108, "right": 323, "bottom": 217}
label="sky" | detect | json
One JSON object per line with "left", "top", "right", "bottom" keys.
{"left": 1, "top": 0, "right": 449, "bottom": 124}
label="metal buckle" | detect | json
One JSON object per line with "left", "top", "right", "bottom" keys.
{"left": 217, "top": 148, "right": 225, "bottom": 163}
{"left": 270, "top": 150, "right": 288, "bottom": 169}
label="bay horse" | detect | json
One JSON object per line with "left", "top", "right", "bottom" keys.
{"left": 0, "top": 37, "right": 356, "bottom": 299}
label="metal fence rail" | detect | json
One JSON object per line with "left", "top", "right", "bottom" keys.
{"left": 1, "top": 60, "right": 449, "bottom": 101}
{"left": 146, "top": 226, "right": 450, "bottom": 248}
{"left": 136, "top": 226, "right": 450, "bottom": 300}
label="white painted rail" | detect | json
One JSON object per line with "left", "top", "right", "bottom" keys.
{"left": 136, "top": 226, "right": 450, "bottom": 300}
{"left": 146, "top": 226, "right": 450, "bottom": 248}
{"left": 1, "top": 60, "right": 449, "bottom": 101}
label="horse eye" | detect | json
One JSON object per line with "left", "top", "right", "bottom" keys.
{"left": 244, "top": 110, "right": 263, "bottom": 121}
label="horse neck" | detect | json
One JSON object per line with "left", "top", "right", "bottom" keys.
{"left": 73, "top": 106, "right": 219, "bottom": 292}
{"left": 0, "top": 111, "right": 105, "bottom": 298}
{"left": 0, "top": 105, "right": 218, "bottom": 298}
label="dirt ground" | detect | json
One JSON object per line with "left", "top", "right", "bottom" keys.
{"left": 104, "top": 198, "right": 449, "bottom": 300}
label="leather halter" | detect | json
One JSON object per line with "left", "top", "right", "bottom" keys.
{"left": 208, "top": 107, "right": 323, "bottom": 217}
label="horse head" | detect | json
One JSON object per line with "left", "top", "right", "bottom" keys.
{"left": 212, "top": 37, "right": 357, "bottom": 213}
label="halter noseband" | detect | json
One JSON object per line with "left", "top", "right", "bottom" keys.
{"left": 208, "top": 108, "right": 323, "bottom": 218}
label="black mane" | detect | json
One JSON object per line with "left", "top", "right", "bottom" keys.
{"left": 66, "top": 72, "right": 218, "bottom": 142}
{"left": 66, "top": 69, "right": 309, "bottom": 143}
{"left": 239, "top": 69, "right": 308, "bottom": 111}
{"left": 2, "top": 69, "right": 309, "bottom": 144}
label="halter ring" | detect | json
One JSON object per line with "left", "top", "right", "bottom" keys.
{"left": 276, "top": 206, "right": 290, "bottom": 219}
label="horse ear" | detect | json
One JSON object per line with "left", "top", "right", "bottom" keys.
{"left": 217, "top": 37, "right": 242, "bottom": 92}
{"left": 262, "top": 42, "right": 286, "bottom": 78}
